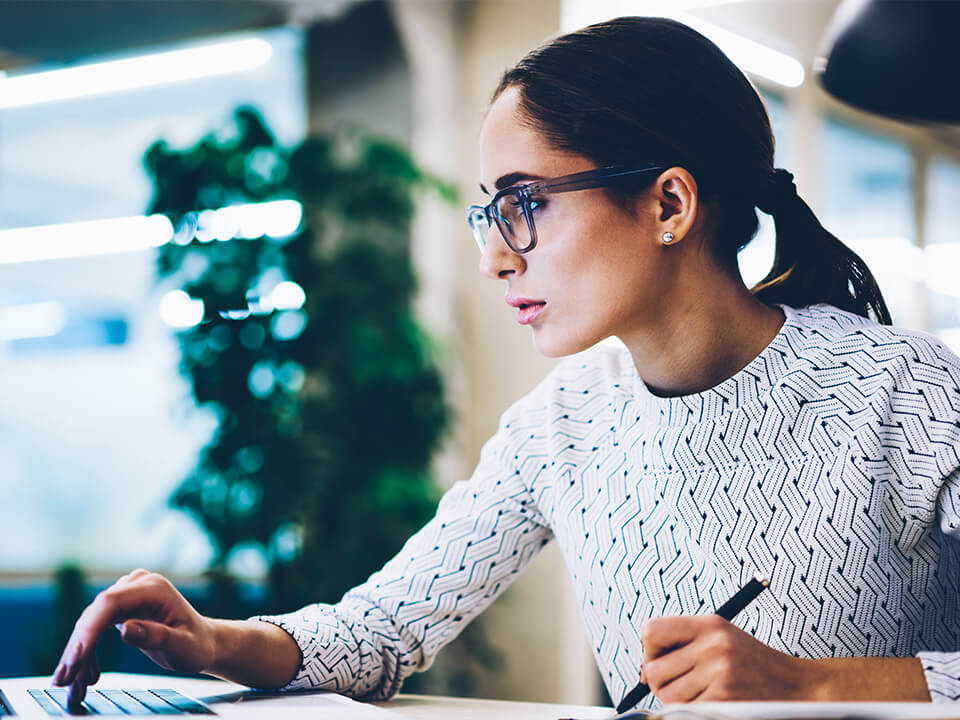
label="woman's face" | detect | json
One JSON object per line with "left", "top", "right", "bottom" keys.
{"left": 477, "top": 87, "right": 675, "bottom": 358}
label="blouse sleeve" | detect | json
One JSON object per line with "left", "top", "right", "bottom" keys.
{"left": 251, "top": 419, "right": 553, "bottom": 700}
{"left": 918, "top": 464, "right": 960, "bottom": 702}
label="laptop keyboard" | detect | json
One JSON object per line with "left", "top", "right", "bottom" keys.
{"left": 0, "top": 689, "right": 12, "bottom": 716}
{"left": 27, "top": 688, "right": 214, "bottom": 716}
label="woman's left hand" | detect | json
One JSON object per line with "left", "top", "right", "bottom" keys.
{"left": 640, "top": 614, "right": 815, "bottom": 703}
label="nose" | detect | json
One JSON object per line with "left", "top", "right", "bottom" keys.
{"left": 478, "top": 225, "right": 526, "bottom": 280}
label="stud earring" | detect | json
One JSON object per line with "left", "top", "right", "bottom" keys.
{"left": 662, "top": 232, "right": 675, "bottom": 244}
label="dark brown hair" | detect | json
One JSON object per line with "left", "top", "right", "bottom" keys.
{"left": 494, "top": 16, "right": 891, "bottom": 324}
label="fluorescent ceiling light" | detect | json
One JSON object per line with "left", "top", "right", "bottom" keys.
{"left": 562, "top": 1, "right": 805, "bottom": 88}
{"left": 0, "top": 37, "right": 272, "bottom": 109}
{"left": 183, "top": 200, "right": 303, "bottom": 244}
{"left": 0, "top": 200, "right": 302, "bottom": 265}
{"left": 671, "top": 11, "right": 805, "bottom": 88}
{"left": 0, "top": 301, "right": 68, "bottom": 341}
{"left": 0, "top": 215, "right": 174, "bottom": 264}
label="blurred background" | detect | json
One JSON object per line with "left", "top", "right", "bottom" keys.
{"left": 0, "top": 0, "right": 958, "bottom": 707}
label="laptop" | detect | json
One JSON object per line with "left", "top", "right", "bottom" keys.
{"left": 0, "top": 673, "right": 409, "bottom": 718}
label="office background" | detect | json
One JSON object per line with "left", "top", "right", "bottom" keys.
{"left": 1, "top": 0, "right": 959, "bottom": 707}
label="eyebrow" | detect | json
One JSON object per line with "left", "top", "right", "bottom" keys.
{"left": 479, "top": 171, "right": 545, "bottom": 195}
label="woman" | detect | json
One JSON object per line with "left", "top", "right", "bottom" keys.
{"left": 54, "top": 17, "right": 960, "bottom": 709}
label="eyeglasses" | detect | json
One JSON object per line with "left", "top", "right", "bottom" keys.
{"left": 466, "top": 163, "right": 666, "bottom": 254}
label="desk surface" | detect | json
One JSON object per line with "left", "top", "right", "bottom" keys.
{"left": 5, "top": 675, "right": 959, "bottom": 720}
{"left": 0, "top": 673, "right": 613, "bottom": 720}
{"left": 373, "top": 693, "right": 613, "bottom": 720}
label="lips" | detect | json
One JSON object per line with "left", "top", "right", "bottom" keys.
{"left": 505, "top": 293, "right": 547, "bottom": 308}
{"left": 505, "top": 293, "right": 546, "bottom": 325}
{"left": 516, "top": 302, "right": 546, "bottom": 325}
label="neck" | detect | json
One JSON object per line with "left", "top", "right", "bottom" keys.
{"left": 620, "top": 273, "right": 785, "bottom": 398}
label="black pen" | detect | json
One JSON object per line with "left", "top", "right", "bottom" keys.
{"left": 615, "top": 573, "right": 771, "bottom": 714}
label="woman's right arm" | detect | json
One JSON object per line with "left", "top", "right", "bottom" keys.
{"left": 52, "top": 569, "right": 302, "bottom": 705}
{"left": 56, "top": 385, "right": 557, "bottom": 707}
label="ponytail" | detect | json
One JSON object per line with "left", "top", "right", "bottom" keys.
{"left": 750, "top": 169, "right": 892, "bottom": 325}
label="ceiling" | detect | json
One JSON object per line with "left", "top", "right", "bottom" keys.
{"left": 686, "top": 0, "right": 960, "bottom": 147}
{"left": 0, "top": 0, "right": 956, "bottom": 145}
{"left": 0, "top": 0, "right": 356, "bottom": 70}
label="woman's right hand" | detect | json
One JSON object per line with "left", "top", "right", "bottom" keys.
{"left": 52, "top": 569, "right": 216, "bottom": 707}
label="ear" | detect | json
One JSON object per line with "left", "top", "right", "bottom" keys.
{"left": 649, "top": 167, "right": 699, "bottom": 246}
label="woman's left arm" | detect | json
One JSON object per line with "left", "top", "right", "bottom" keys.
{"left": 639, "top": 615, "right": 932, "bottom": 702}
{"left": 638, "top": 459, "right": 960, "bottom": 705}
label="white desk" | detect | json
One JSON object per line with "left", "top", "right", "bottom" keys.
{"left": 373, "top": 693, "right": 614, "bottom": 720}
{"left": 0, "top": 674, "right": 614, "bottom": 720}
{"left": 7, "top": 675, "right": 958, "bottom": 720}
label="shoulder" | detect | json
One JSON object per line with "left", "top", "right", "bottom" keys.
{"left": 789, "top": 303, "right": 960, "bottom": 371}
{"left": 787, "top": 302, "right": 960, "bottom": 413}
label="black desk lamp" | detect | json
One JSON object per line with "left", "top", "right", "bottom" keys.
{"left": 816, "top": 0, "right": 960, "bottom": 124}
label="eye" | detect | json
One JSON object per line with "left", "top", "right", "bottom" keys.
{"left": 528, "top": 197, "right": 547, "bottom": 213}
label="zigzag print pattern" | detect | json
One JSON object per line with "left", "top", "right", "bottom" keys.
{"left": 258, "top": 304, "right": 960, "bottom": 706}
{"left": 919, "top": 651, "right": 960, "bottom": 701}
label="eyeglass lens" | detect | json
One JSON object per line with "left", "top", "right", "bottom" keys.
{"left": 494, "top": 194, "right": 526, "bottom": 249}
{"left": 467, "top": 191, "right": 535, "bottom": 254}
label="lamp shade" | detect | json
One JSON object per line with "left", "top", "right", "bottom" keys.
{"left": 817, "top": 0, "right": 960, "bottom": 124}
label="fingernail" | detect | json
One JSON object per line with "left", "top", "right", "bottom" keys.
{"left": 53, "top": 664, "right": 64, "bottom": 684}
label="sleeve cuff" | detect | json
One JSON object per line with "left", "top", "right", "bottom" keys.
{"left": 252, "top": 604, "right": 360, "bottom": 694}
{"left": 917, "top": 651, "right": 960, "bottom": 702}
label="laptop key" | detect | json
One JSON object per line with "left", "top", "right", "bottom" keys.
{"left": 44, "top": 688, "right": 91, "bottom": 714}
{"left": 83, "top": 691, "right": 127, "bottom": 715}
{"left": 28, "top": 689, "right": 64, "bottom": 716}
{"left": 0, "top": 689, "right": 14, "bottom": 716}
{"left": 149, "top": 690, "right": 214, "bottom": 715}
{"left": 98, "top": 689, "right": 155, "bottom": 715}
{"left": 123, "top": 691, "right": 180, "bottom": 715}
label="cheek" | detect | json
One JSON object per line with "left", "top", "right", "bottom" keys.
{"left": 554, "top": 230, "right": 659, "bottom": 317}
{"left": 535, "top": 247, "right": 654, "bottom": 354}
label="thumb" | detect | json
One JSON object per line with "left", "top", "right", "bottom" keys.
{"left": 119, "top": 620, "right": 209, "bottom": 674}
{"left": 119, "top": 620, "right": 170, "bottom": 650}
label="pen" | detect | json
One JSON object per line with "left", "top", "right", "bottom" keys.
{"left": 614, "top": 573, "right": 770, "bottom": 714}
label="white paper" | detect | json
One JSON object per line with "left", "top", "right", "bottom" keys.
{"left": 642, "top": 701, "right": 960, "bottom": 720}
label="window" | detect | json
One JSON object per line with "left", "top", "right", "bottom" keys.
{"left": 818, "top": 118, "right": 920, "bottom": 326}
{"left": 925, "top": 158, "right": 960, "bottom": 353}
{"left": 0, "top": 28, "right": 306, "bottom": 576}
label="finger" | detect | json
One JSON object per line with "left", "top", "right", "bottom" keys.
{"left": 119, "top": 620, "right": 169, "bottom": 649}
{"left": 59, "top": 580, "right": 165, "bottom": 688}
{"left": 656, "top": 665, "right": 708, "bottom": 705}
{"left": 54, "top": 627, "right": 81, "bottom": 681}
{"left": 57, "top": 638, "right": 86, "bottom": 687}
{"left": 52, "top": 654, "right": 70, "bottom": 686}
{"left": 643, "top": 642, "right": 698, "bottom": 693}
{"left": 72, "top": 580, "right": 174, "bottom": 663}
{"left": 66, "top": 657, "right": 90, "bottom": 708}
{"left": 68, "top": 654, "right": 100, "bottom": 706}
{"left": 121, "top": 620, "right": 200, "bottom": 671}
{"left": 89, "top": 652, "right": 101, "bottom": 686}
{"left": 642, "top": 615, "right": 707, "bottom": 660}
{"left": 115, "top": 568, "right": 151, "bottom": 586}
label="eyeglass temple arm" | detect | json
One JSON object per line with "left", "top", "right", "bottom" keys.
{"left": 527, "top": 165, "right": 665, "bottom": 195}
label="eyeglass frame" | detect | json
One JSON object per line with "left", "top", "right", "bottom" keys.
{"left": 466, "top": 162, "right": 667, "bottom": 254}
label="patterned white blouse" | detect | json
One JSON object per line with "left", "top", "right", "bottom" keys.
{"left": 257, "top": 303, "right": 960, "bottom": 707}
